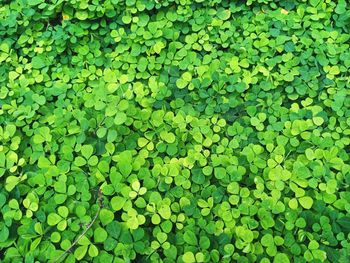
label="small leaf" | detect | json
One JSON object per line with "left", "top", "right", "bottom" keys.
{"left": 47, "top": 213, "right": 62, "bottom": 226}
{"left": 76, "top": 11, "right": 88, "bottom": 20}
{"left": 0, "top": 223, "right": 9, "bottom": 243}
{"left": 88, "top": 244, "right": 99, "bottom": 257}
{"left": 217, "top": 9, "right": 231, "bottom": 20}
{"left": 74, "top": 245, "right": 88, "bottom": 260}
{"left": 183, "top": 230, "right": 198, "bottom": 246}
{"left": 32, "top": 56, "right": 46, "bottom": 69}
{"left": 111, "top": 196, "right": 126, "bottom": 211}
{"left": 183, "top": 251, "right": 196, "bottom": 263}
{"left": 100, "top": 209, "right": 114, "bottom": 225}
{"left": 94, "top": 227, "right": 108, "bottom": 243}
{"left": 299, "top": 196, "right": 313, "bottom": 209}
{"left": 114, "top": 112, "right": 127, "bottom": 125}
{"left": 81, "top": 145, "right": 93, "bottom": 159}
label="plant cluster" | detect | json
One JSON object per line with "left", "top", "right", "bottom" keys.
{"left": 1, "top": 0, "right": 350, "bottom": 262}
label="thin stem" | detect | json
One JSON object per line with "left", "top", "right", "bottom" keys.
{"left": 53, "top": 188, "right": 103, "bottom": 263}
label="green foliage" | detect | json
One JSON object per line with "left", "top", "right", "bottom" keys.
{"left": 1, "top": 0, "right": 350, "bottom": 262}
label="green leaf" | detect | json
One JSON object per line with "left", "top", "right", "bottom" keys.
{"left": 106, "top": 222, "right": 121, "bottom": 239}
{"left": 58, "top": 206, "right": 69, "bottom": 218}
{"left": 157, "top": 232, "right": 167, "bottom": 243}
{"left": 74, "top": 245, "right": 88, "bottom": 260}
{"left": 5, "top": 176, "right": 20, "bottom": 192}
{"left": 299, "top": 196, "right": 314, "bottom": 209}
{"left": 214, "top": 167, "right": 226, "bottom": 180}
{"left": 176, "top": 79, "right": 188, "bottom": 89}
{"left": 32, "top": 56, "right": 46, "bottom": 69}
{"left": 111, "top": 196, "right": 126, "bottom": 211}
{"left": 310, "top": 0, "right": 320, "bottom": 7}
{"left": 335, "top": 0, "right": 347, "bottom": 14}
{"left": 118, "top": 162, "right": 132, "bottom": 176}
{"left": 76, "top": 11, "right": 88, "bottom": 20}
{"left": 78, "top": 236, "right": 91, "bottom": 246}
{"left": 183, "top": 230, "right": 198, "bottom": 246}
{"left": 99, "top": 209, "right": 114, "bottom": 225}
{"left": 114, "top": 112, "right": 127, "bottom": 125}
{"left": 162, "top": 132, "right": 176, "bottom": 143}
{"left": 127, "top": 216, "right": 139, "bottom": 229}
{"left": 81, "top": 145, "right": 93, "bottom": 159}
{"left": 88, "top": 244, "right": 99, "bottom": 257}
{"left": 337, "top": 217, "right": 350, "bottom": 232}
{"left": 261, "top": 234, "right": 274, "bottom": 247}
{"left": 217, "top": 9, "right": 231, "bottom": 20}
{"left": 0, "top": 223, "right": 9, "bottom": 243}
{"left": 74, "top": 157, "right": 87, "bottom": 167}
{"left": 183, "top": 251, "right": 196, "bottom": 263}
{"left": 273, "top": 253, "right": 290, "bottom": 263}
{"left": 158, "top": 205, "right": 171, "bottom": 219}
{"left": 47, "top": 213, "right": 62, "bottom": 226}
{"left": 94, "top": 227, "right": 108, "bottom": 243}
{"left": 28, "top": 0, "right": 43, "bottom": 6}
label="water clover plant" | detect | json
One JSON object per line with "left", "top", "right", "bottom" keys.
{"left": 1, "top": 0, "right": 350, "bottom": 262}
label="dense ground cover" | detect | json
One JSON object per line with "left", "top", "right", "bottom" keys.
{"left": 1, "top": 0, "right": 350, "bottom": 262}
